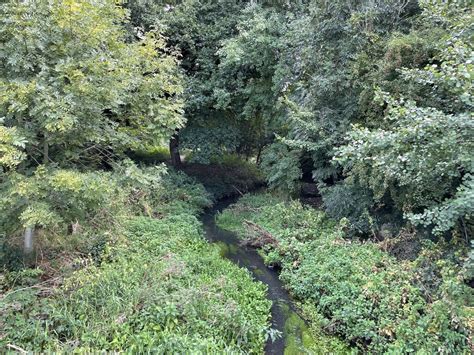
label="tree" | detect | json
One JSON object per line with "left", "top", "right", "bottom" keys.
{"left": 0, "top": 0, "right": 184, "bottom": 252}
{"left": 127, "top": 0, "right": 274, "bottom": 164}
{"left": 160, "top": 0, "right": 249, "bottom": 163}
{"left": 336, "top": 1, "right": 473, "bottom": 236}
{"left": 0, "top": 0, "right": 184, "bottom": 169}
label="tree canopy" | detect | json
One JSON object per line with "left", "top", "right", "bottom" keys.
{"left": 0, "top": 0, "right": 472, "bottom": 353}
{"left": 0, "top": 0, "right": 184, "bottom": 170}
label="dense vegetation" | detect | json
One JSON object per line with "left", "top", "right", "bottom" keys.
{"left": 1, "top": 0, "right": 472, "bottom": 353}
{"left": 1, "top": 169, "right": 271, "bottom": 352}
{"left": 123, "top": 0, "right": 473, "bottom": 238}
{"left": 218, "top": 194, "right": 472, "bottom": 352}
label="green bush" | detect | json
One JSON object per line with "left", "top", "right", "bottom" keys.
{"left": 217, "top": 193, "right": 472, "bottom": 353}
{"left": 0, "top": 167, "right": 126, "bottom": 236}
{"left": 0, "top": 161, "right": 212, "bottom": 268}
{"left": 156, "top": 170, "right": 212, "bottom": 216}
{"left": 0, "top": 167, "right": 129, "bottom": 268}
{"left": 127, "top": 145, "right": 171, "bottom": 164}
{"left": 1, "top": 178, "right": 271, "bottom": 353}
{"left": 115, "top": 162, "right": 212, "bottom": 217}
{"left": 260, "top": 143, "right": 302, "bottom": 196}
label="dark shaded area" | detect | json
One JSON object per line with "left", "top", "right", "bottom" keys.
{"left": 182, "top": 163, "right": 265, "bottom": 200}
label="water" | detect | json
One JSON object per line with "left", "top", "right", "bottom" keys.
{"left": 201, "top": 197, "right": 313, "bottom": 355}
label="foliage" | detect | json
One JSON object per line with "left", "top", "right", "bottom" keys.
{"left": 336, "top": 1, "right": 473, "bottom": 235}
{"left": 260, "top": 143, "right": 302, "bottom": 195}
{"left": 127, "top": 145, "right": 171, "bottom": 165}
{"left": 0, "top": 166, "right": 127, "bottom": 269}
{"left": 1, "top": 206, "right": 271, "bottom": 352}
{"left": 126, "top": 1, "right": 278, "bottom": 162}
{"left": 1, "top": 0, "right": 472, "bottom": 353}
{"left": 0, "top": 160, "right": 213, "bottom": 268}
{"left": 318, "top": 181, "right": 376, "bottom": 236}
{"left": 182, "top": 154, "right": 264, "bottom": 200}
{"left": 155, "top": 0, "right": 256, "bottom": 160}
{"left": 1, "top": 167, "right": 123, "bottom": 233}
{"left": 238, "top": 0, "right": 473, "bottom": 239}
{"left": 337, "top": 97, "right": 473, "bottom": 235}
{"left": 153, "top": 169, "right": 212, "bottom": 216}
{"left": 124, "top": 0, "right": 473, "bottom": 239}
{"left": 0, "top": 120, "right": 26, "bottom": 170}
{"left": 0, "top": 170, "right": 270, "bottom": 353}
{"left": 181, "top": 124, "right": 241, "bottom": 164}
{"left": 218, "top": 193, "right": 472, "bottom": 353}
{"left": 0, "top": 0, "right": 184, "bottom": 168}
{"left": 264, "top": 0, "right": 418, "bottom": 185}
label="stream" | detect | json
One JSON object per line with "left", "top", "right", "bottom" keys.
{"left": 201, "top": 197, "right": 312, "bottom": 355}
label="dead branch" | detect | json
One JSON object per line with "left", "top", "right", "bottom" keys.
{"left": 7, "top": 344, "right": 28, "bottom": 354}
{"left": 242, "top": 220, "right": 279, "bottom": 248}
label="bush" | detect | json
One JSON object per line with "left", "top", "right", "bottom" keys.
{"left": 127, "top": 145, "right": 171, "bottom": 164}
{"left": 114, "top": 162, "right": 212, "bottom": 217}
{"left": 217, "top": 193, "right": 472, "bottom": 353}
{"left": 1, "top": 172, "right": 271, "bottom": 353}
{"left": 0, "top": 167, "right": 128, "bottom": 268}
{"left": 260, "top": 143, "right": 302, "bottom": 195}
{"left": 0, "top": 167, "right": 126, "bottom": 236}
{"left": 0, "top": 161, "right": 212, "bottom": 268}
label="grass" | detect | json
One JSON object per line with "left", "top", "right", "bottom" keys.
{"left": 0, "top": 173, "right": 272, "bottom": 353}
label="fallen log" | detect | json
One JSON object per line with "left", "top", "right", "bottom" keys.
{"left": 242, "top": 220, "right": 279, "bottom": 248}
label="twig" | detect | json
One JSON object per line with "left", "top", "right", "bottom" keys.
{"left": 7, "top": 344, "right": 28, "bottom": 354}
{"left": 231, "top": 185, "right": 244, "bottom": 197}
{"left": 1, "top": 277, "right": 61, "bottom": 301}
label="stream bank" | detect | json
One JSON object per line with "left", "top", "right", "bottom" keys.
{"left": 201, "top": 197, "right": 314, "bottom": 355}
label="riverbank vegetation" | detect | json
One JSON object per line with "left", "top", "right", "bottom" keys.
{"left": 1, "top": 167, "right": 272, "bottom": 352}
{"left": 1, "top": 0, "right": 472, "bottom": 353}
{"left": 218, "top": 194, "right": 472, "bottom": 353}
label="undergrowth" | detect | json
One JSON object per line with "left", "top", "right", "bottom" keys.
{"left": 217, "top": 193, "right": 473, "bottom": 353}
{"left": 0, "top": 169, "right": 271, "bottom": 353}
{"left": 182, "top": 154, "right": 264, "bottom": 200}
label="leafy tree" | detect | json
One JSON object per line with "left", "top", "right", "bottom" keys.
{"left": 257, "top": 1, "right": 420, "bottom": 199}
{"left": 215, "top": 4, "right": 286, "bottom": 159}
{"left": 337, "top": 1, "right": 473, "bottom": 236}
{"left": 126, "top": 0, "right": 278, "bottom": 164}
{"left": 159, "top": 0, "right": 249, "bottom": 163}
{"left": 0, "top": 0, "right": 184, "bottom": 168}
{"left": 0, "top": 0, "right": 184, "bottom": 252}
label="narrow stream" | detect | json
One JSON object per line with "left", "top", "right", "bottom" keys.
{"left": 201, "top": 197, "right": 312, "bottom": 355}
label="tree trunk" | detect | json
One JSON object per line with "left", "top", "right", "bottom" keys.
{"left": 24, "top": 226, "right": 35, "bottom": 254}
{"left": 43, "top": 136, "right": 49, "bottom": 165}
{"left": 169, "top": 132, "right": 182, "bottom": 167}
{"left": 256, "top": 145, "right": 263, "bottom": 165}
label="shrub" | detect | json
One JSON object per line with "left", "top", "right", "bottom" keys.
{"left": 260, "top": 143, "right": 302, "bottom": 195}
{"left": 127, "top": 145, "right": 171, "bottom": 164}
{"left": 1, "top": 173, "right": 271, "bottom": 353}
{"left": 0, "top": 167, "right": 128, "bottom": 268}
{"left": 0, "top": 161, "right": 212, "bottom": 269}
{"left": 217, "top": 193, "right": 472, "bottom": 353}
